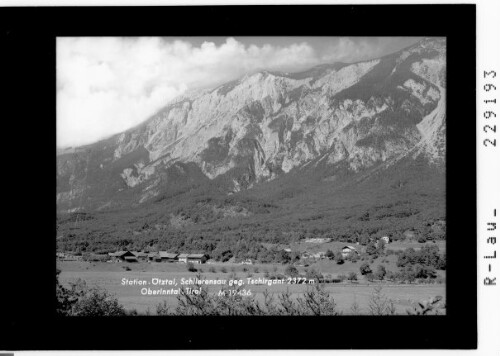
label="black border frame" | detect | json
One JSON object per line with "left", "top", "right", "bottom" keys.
{"left": 2, "top": 4, "right": 476, "bottom": 350}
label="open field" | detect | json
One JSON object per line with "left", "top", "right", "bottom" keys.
{"left": 58, "top": 261, "right": 445, "bottom": 315}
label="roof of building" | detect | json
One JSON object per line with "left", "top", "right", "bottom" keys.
{"left": 342, "top": 246, "right": 357, "bottom": 251}
{"left": 159, "top": 252, "right": 179, "bottom": 258}
{"left": 132, "top": 251, "right": 148, "bottom": 257}
{"left": 178, "top": 253, "right": 190, "bottom": 258}
{"left": 110, "top": 250, "right": 134, "bottom": 257}
{"left": 188, "top": 254, "right": 206, "bottom": 259}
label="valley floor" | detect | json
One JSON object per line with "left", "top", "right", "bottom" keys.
{"left": 58, "top": 260, "right": 445, "bottom": 315}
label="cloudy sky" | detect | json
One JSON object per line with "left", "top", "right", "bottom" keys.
{"left": 57, "top": 36, "right": 421, "bottom": 148}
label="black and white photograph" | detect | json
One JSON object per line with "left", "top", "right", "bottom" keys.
{"left": 56, "top": 36, "right": 447, "bottom": 317}
{"left": 2, "top": 3, "right": 484, "bottom": 352}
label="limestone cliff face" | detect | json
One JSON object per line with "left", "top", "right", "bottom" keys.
{"left": 57, "top": 38, "right": 446, "bottom": 212}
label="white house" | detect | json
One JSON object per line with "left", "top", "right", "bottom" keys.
{"left": 341, "top": 246, "right": 359, "bottom": 259}
{"left": 380, "top": 236, "right": 391, "bottom": 244}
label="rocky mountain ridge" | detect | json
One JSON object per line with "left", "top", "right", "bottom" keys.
{"left": 57, "top": 37, "right": 446, "bottom": 213}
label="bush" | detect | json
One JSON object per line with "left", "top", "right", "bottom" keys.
{"left": 156, "top": 300, "right": 170, "bottom": 315}
{"left": 209, "top": 266, "right": 216, "bottom": 273}
{"left": 414, "top": 264, "right": 437, "bottom": 279}
{"left": 166, "top": 284, "right": 340, "bottom": 316}
{"left": 187, "top": 262, "right": 197, "bottom": 272}
{"left": 385, "top": 249, "right": 396, "bottom": 256}
{"left": 374, "top": 265, "right": 387, "bottom": 280}
{"left": 253, "top": 267, "right": 259, "bottom": 274}
{"left": 435, "top": 275, "right": 445, "bottom": 284}
{"left": 385, "top": 270, "right": 395, "bottom": 281}
{"left": 335, "top": 252, "right": 344, "bottom": 265}
{"left": 285, "top": 265, "right": 299, "bottom": 277}
{"left": 71, "top": 286, "right": 127, "bottom": 316}
{"left": 368, "top": 287, "right": 396, "bottom": 315}
{"left": 220, "top": 266, "right": 227, "bottom": 273}
{"left": 360, "top": 262, "right": 372, "bottom": 275}
{"left": 347, "top": 272, "right": 357, "bottom": 281}
{"left": 305, "top": 268, "right": 322, "bottom": 282}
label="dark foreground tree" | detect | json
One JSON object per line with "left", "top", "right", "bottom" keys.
{"left": 360, "top": 262, "right": 372, "bottom": 275}
{"left": 56, "top": 268, "right": 126, "bottom": 316}
{"left": 72, "top": 287, "right": 127, "bottom": 316}
{"left": 374, "top": 265, "right": 387, "bottom": 280}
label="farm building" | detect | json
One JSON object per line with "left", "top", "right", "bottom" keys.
{"left": 109, "top": 250, "right": 136, "bottom": 262}
{"left": 380, "top": 236, "right": 391, "bottom": 244}
{"left": 178, "top": 253, "right": 190, "bottom": 263}
{"left": 187, "top": 254, "right": 208, "bottom": 264}
{"left": 148, "top": 252, "right": 161, "bottom": 262}
{"left": 240, "top": 259, "right": 253, "bottom": 265}
{"left": 159, "top": 252, "right": 179, "bottom": 262}
{"left": 341, "top": 246, "right": 359, "bottom": 258}
{"left": 178, "top": 253, "right": 208, "bottom": 264}
{"left": 132, "top": 251, "right": 148, "bottom": 261}
{"left": 124, "top": 256, "right": 138, "bottom": 263}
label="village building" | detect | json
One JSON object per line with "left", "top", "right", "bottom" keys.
{"left": 124, "top": 255, "right": 138, "bottom": 263}
{"left": 240, "top": 259, "right": 253, "bottom": 265}
{"left": 178, "top": 253, "right": 208, "bottom": 264}
{"left": 187, "top": 254, "right": 208, "bottom": 264}
{"left": 159, "top": 252, "right": 179, "bottom": 262}
{"left": 132, "top": 251, "right": 148, "bottom": 261}
{"left": 178, "top": 253, "right": 190, "bottom": 263}
{"left": 108, "top": 250, "right": 136, "bottom": 262}
{"left": 341, "top": 246, "right": 359, "bottom": 259}
{"left": 148, "top": 252, "right": 161, "bottom": 262}
{"left": 380, "top": 236, "right": 391, "bottom": 244}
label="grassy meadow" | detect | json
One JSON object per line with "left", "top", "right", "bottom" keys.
{"left": 58, "top": 257, "right": 445, "bottom": 315}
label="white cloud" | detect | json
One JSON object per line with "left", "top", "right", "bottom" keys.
{"left": 56, "top": 37, "right": 396, "bottom": 148}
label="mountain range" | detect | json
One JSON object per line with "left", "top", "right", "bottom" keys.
{"left": 56, "top": 38, "right": 446, "bottom": 252}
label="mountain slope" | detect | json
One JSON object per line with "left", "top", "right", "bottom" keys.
{"left": 57, "top": 37, "right": 446, "bottom": 213}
